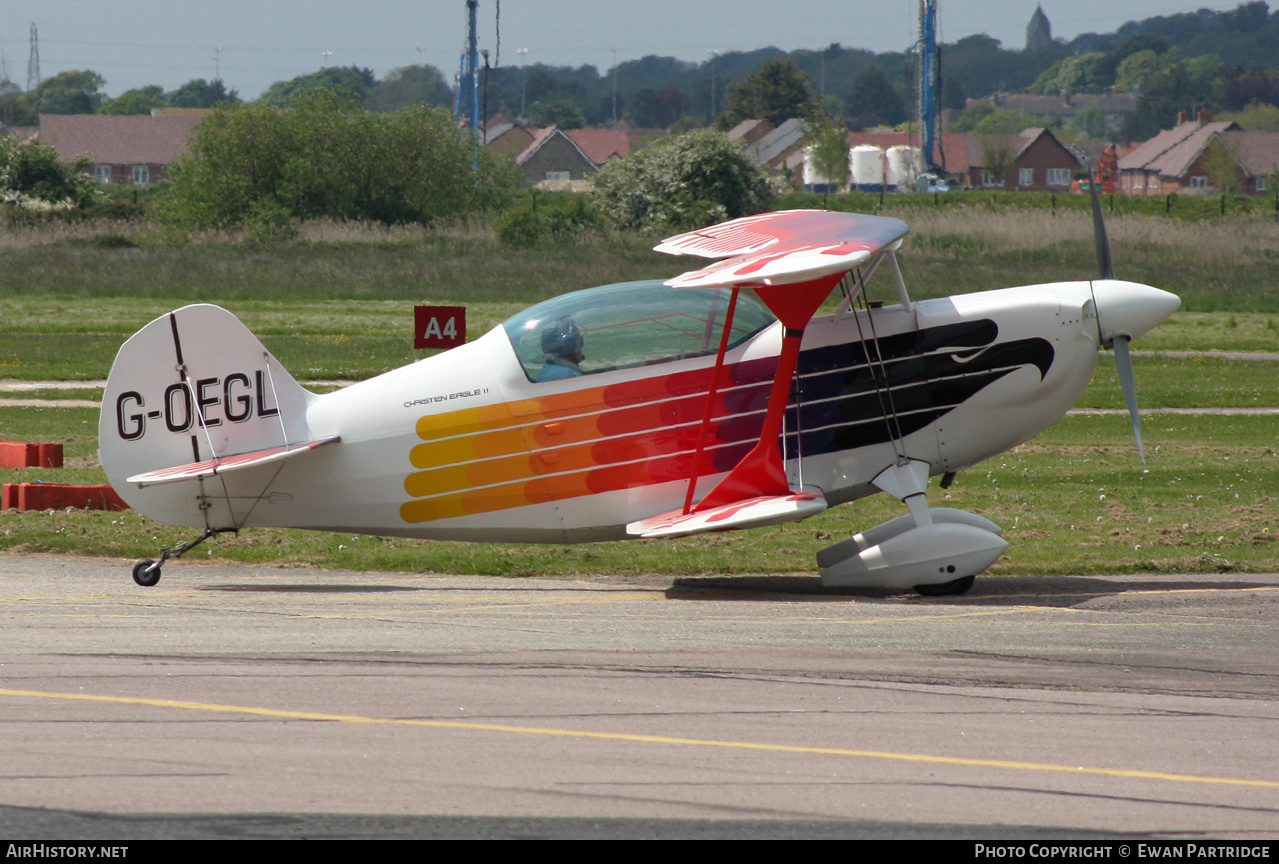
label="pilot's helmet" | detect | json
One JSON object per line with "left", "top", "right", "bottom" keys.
{"left": 540, "top": 316, "right": 583, "bottom": 358}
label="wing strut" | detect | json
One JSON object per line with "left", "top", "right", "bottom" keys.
{"left": 681, "top": 286, "right": 741, "bottom": 516}
{"left": 690, "top": 270, "right": 844, "bottom": 513}
{"left": 629, "top": 211, "right": 911, "bottom": 539}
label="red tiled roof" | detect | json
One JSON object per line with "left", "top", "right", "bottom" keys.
{"left": 1221, "top": 129, "right": 1279, "bottom": 177}
{"left": 563, "top": 128, "right": 630, "bottom": 165}
{"left": 1146, "top": 122, "right": 1236, "bottom": 178}
{"left": 38, "top": 114, "right": 203, "bottom": 165}
{"left": 1118, "top": 121, "right": 1237, "bottom": 176}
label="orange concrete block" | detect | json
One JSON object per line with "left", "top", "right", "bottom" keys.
{"left": 1, "top": 483, "right": 129, "bottom": 511}
{"left": 0, "top": 441, "right": 64, "bottom": 468}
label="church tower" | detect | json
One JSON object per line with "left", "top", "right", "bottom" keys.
{"left": 1026, "top": 4, "right": 1052, "bottom": 51}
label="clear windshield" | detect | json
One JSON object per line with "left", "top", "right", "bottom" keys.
{"left": 502, "top": 280, "right": 776, "bottom": 383}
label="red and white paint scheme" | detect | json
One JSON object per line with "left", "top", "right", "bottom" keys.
{"left": 100, "top": 210, "right": 1179, "bottom": 593}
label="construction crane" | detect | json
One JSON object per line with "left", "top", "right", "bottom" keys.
{"left": 908, "top": 0, "right": 940, "bottom": 172}
{"left": 455, "top": 0, "right": 480, "bottom": 134}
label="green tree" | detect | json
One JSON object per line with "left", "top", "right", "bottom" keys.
{"left": 951, "top": 101, "right": 995, "bottom": 133}
{"left": 722, "top": 58, "right": 818, "bottom": 126}
{"left": 259, "top": 67, "right": 376, "bottom": 108}
{"left": 160, "top": 92, "right": 517, "bottom": 230}
{"left": 846, "top": 66, "right": 904, "bottom": 127}
{"left": 978, "top": 136, "right": 1018, "bottom": 187}
{"left": 970, "top": 109, "right": 1040, "bottom": 137}
{"left": 364, "top": 65, "right": 452, "bottom": 112}
{"left": 100, "top": 86, "right": 167, "bottom": 115}
{"left": 1068, "top": 105, "right": 1108, "bottom": 140}
{"left": 0, "top": 134, "right": 97, "bottom": 211}
{"left": 1220, "top": 102, "right": 1279, "bottom": 131}
{"left": 1201, "top": 137, "right": 1244, "bottom": 193}
{"left": 531, "top": 98, "right": 586, "bottom": 129}
{"left": 626, "top": 87, "right": 692, "bottom": 128}
{"left": 1122, "top": 60, "right": 1211, "bottom": 140}
{"left": 27, "top": 70, "right": 106, "bottom": 114}
{"left": 591, "top": 128, "right": 776, "bottom": 231}
{"left": 1, "top": 76, "right": 34, "bottom": 126}
{"left": 1029, "top": 53, "right": 1110, "bottom": 96}
{"left": 1114, "top": 50, "right": 1162, "bottom": 93}
{"left": 167, "top": 78, "right": 239, "bottom": 109}
{"left": 807, "top": 117, "right": 850, "bottom": 201}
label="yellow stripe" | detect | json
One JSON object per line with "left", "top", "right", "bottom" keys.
{"left": 2, "top": 687, "right": 1274, "bottom": 790}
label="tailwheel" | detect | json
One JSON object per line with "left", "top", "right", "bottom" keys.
{"left": 913, "top": 575, "right": 975, "bottom": 597}
{"left": 129, "top": 526, "right": 236, "bottom": 587}
{"left": 132, "top": 559, "right": 161, "bottom": 587}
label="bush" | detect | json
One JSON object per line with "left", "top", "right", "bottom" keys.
{"left": 496, "top": 192, "right": 606, "bottom": 247}
{"left": 0, "top": 135, "right": 98, "bottom": 214}
{"left": 591, "top": 128, "right": 777, "bottom": 231}
{"left": 159, "top": 91, "right": 519, "bottom": 230}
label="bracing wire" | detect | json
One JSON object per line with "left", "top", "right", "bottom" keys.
{"left": 847, "top": 268, "right": 907, "bottom": 461}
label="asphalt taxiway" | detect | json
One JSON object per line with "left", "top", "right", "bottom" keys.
{"left": 0, "top": 555, "right": 1276, "bottom": 839}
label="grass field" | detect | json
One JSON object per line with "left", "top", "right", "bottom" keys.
{"left": 1, "top": 206, "right": 1275, "bottom": 578}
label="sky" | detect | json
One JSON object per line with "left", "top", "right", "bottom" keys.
{"left": 0, "top": 1, "right": 1226, "bottom": 101}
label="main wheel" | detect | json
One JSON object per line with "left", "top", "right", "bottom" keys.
{"left": 913, "top": 575, "right": 975, "bottom": 597}
{"left": 132, "top": 559, "right": 161, "bottom": 587}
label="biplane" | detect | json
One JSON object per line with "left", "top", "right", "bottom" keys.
{"left": 99, "top": 209, "right": 1179, "bottom": 594}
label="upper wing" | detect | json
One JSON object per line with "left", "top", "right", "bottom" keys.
{"left": 656, "top": 210, "right": 909, "bottom": 289}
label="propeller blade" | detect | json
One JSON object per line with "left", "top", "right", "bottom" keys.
{"left": 1112, "top": 334, "right": 1145, "bottom": 464}
{"left": 1086, "top": 161, "right": 1115, "bottom": 281}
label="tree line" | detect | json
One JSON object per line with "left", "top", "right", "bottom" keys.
{"left": 4, "top": 2, "right": 1279, "bottom": 138}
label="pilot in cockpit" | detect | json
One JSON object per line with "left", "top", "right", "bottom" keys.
{"left": 537, "top": 316, "right": 585, "bottom": 381}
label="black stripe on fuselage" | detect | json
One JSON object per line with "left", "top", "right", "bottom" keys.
{"left": 782, "top": 319, "right": 1055, "bottom": 454}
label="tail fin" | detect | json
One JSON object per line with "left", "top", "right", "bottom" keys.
{"left": 100, "top": 304, "right": 324, "bottom": 528}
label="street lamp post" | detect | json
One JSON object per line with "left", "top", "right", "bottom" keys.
{"left": 708, "top": 50, "right": 719, "bottom": 120}
{"left": 611, "top": 46, "right": 619, "bottom": 124}
{"left": 517, "top": 47, "right": 529, "bottom": 119}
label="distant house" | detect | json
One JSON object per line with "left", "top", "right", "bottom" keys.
{"left": 505, "top": 126, "right": 633, "bottom": 188}
{"left": 727, "top": 119, "right": 774, "bottom": 147}
{"left": 1068, "top": 94, "right": 1138, "bottom": 130}
{"left": 747, "top": 118, "right": 809, "bottom": 174}
{"left": 513, "top": 127, "right": 597, "bottom": 186}
{"left": 37, "top": 113, "right": 204, "bottom": 185}
{"left": 1, "top": 124, "right": 38, "bottom": 141}
{"left": 1220, "top": 129, "right": 1279, "bottom": 194}
{"left": 982, "top": 127, "right": 1074, "bottom": 190}
{"left": 1118, "top": 112, "right": 1240, "bottom": 195}
{"left": 563, "top": 128, "right": 630, "bottom": 167}
{"left": 966, "top": 127, "right": 1079, "bottom": 190}
{"left": 485, "top": 122, "right": 537, "bottom": 160}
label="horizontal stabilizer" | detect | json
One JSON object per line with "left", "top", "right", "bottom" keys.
{"left": 627, "top": 491, "right": 826, "bottom": 539}
{"left": 126, "top": 436, "right": 340, "bottom": 487}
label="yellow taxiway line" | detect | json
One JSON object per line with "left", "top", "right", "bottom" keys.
{"left": 2, "top": 686, "right": 1275, "bottom": 791}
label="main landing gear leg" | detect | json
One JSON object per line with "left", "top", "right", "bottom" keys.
{"left": 817, "top": 459, "right": 1006, "bottom": 595}
{"left": 131, "top": 527, "right": 237, "bottom": 587}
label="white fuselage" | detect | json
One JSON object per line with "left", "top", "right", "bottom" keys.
{"left": 109, "top": 280, "right": 1113, "bottom": 543}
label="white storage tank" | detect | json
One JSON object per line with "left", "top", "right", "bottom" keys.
{"left": 885, "top": 145, "right": 922, "bottom": 191}
{"left": 801, "top": 145, "right": 838, "bottom": 192}
{"left": 850, "top": 145, "right": 885, "bottom": 192}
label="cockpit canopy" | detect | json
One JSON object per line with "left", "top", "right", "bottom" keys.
{"left": 502, "top": 280, "right": 777, "bottom": 383}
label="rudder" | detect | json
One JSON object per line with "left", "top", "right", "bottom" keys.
{"left": 99, "top": 304, "right": 317, "bottom": 527}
